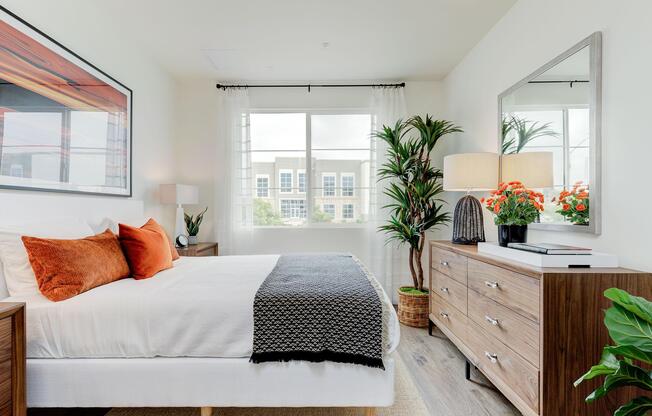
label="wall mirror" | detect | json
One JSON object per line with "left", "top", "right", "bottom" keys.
{"left": 498, "top": 32, "right": 602, "bottom": 234}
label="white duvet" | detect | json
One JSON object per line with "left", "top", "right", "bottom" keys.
{"left": 5, "top": 255, "right": 400, "bottom": 359}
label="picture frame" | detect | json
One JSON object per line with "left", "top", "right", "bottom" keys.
{"left": 0, "top": 6, "right": 132, "bottom": 197}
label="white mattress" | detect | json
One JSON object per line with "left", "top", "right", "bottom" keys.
{"left": 6, "top": 255, "right": 399, "bottom": 359}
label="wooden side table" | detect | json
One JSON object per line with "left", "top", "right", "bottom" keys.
{"left": 177, "top": 242, "right": 219, "bottom": 257}
{"left": 0, "top": 303, "right": 25, "bottom": 416}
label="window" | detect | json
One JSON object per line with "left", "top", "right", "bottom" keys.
{"left": 341, "top": 173, "right": 354, "bottom": 197}
{"left": 322, "top": 173, "right": 336, "bottom": 197}
{"left": 256, "top": 175, "right": 269, "bottom": 197}
{"left": 280, "top": 199, "right": 306, "bottom": 219}
{"left": 342, "top": 203, "right": 354, "bottom": 219}
{"left": 298, "top": 170, "right": 306, "bottom": 193}
{"left": 323, "top": 204, "right": 336, "bottom": 217}
{"left": 279, "top": 169, "right": 293, "bottom": 193}
{"left": 249, "top": 112, "right": 371, "bottom": 227}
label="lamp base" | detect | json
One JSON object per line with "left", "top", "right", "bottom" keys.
{"left": 452, "top": 195, "right": 485, "bottom": 245}
{"left": 175, "top": 205, "right": 186, "bottom": 246}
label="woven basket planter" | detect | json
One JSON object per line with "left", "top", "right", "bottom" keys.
{"left": 397, "top": 286, "right": 430, "bottom": 328}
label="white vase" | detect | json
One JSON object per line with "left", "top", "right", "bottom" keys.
{"left": 188, "top": 235, "right": 198, "bottom": 245}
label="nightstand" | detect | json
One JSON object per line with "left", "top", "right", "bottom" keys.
{"left": 0, "top": 303, "right": 25, "bottom": 416}
{"left": 177, "top": 242, "right": 219, "bottom": 257}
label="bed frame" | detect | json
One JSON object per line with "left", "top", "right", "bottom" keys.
{"left": 0, "top": 193, "right": 395, "bottom": 414}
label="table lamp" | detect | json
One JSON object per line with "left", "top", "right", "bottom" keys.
{"left": 500, "top": 152, "right": 554, "bottom": 189}
{"left": 160, "top": 184, "right": 199, "bottom": 245}
{"left": 443, "top": 153, "right": 499, "bottom": 245}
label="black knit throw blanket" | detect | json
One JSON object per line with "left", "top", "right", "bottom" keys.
{"left": 250, "top": 253, "right": 384, "bottom": 369}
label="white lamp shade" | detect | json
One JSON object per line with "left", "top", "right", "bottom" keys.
{"left": 160, "top": 184, "right": 199, "bottom": 205}
{"left": 500, "top": 152, "right": 554, "bottom": 189}
{"left": 443, "top": 153, "right": 500, "bottom": 191}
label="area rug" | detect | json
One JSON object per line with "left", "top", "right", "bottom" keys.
{"left": 107, "top": 355, "right": 428, "bottom": 416}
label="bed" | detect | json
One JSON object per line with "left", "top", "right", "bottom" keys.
{"left": 0, "top": 195, "right": 399, "bottom": 414}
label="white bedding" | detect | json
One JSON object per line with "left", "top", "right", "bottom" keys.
{"left": 5, "top": 255, "right": 400, "bottom": 359}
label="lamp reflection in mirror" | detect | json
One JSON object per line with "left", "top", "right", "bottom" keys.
{"left": 443, "top": 153, "right": 499, "bottom": 245}
{"left": 500, "top": 152, "right": 554, "bottom": 189}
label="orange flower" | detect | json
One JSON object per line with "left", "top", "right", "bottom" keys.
{"left": 529, "top": 195, "right": 536, "bottom": 200}
{"left": 499, "top": 195, "right": 507, "bottom": 201}
{"left": 480, "top": 197, "right": 485, "bottom": 203}
{"left": 576, "top": 204, "right": 587, "bottom": 212}
{"left": 538, "top": 195, "right": 544, "bottom": 203}
{"left": 517, "top": 197, "right": 526, "bottom": 203}
{"left": 514, "top": 189, "right": 524, "bottom": 195}
{"left": 562, "top": 204, "right": 571, "bottom": 211}
{"left": 494, "top": 203, "right": 501, "bottom": 214}
{"left": 486, "top": 198, "right": 494, "bottom": 205}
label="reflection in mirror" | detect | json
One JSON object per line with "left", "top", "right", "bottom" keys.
{"left": 499, "top": 34, "right": 600, "bottom": 233}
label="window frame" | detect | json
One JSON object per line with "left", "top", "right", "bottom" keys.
{"left": 278, "top": 168, "right": 293, "bottom": 194}
{"left": 297, "top": 169, "right": 306, "bottom": 194}
{"left": 249, "top": 108, "right": 372, "bottom": 228}
{"left": 341, "top": 172, "right": 355, "bottom": 197}
{"left": 322, "top": 203, "right": 336, "bottom": 218}
{"left": 255, "top": 174, "right": 270, "bottom": 198}
{"left": 321, "top": 172, "right": 336, "bottom": 197}
{"left": 342, "top": 203, "right": 354, "bottom": 220}
{"left": 279, "top": 198, "right": 306, "bottom": 219}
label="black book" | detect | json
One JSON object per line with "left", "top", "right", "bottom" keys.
{"left": 507, "top": 242, "right": 592, "bottom": 255}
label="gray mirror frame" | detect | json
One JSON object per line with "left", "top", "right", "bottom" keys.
{"left": 497, "top": 32, "right": 602, "bottom": 235}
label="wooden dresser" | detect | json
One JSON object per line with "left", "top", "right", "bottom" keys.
{"left": 428, "top": 240, "right": 651, "bottom": 416}
{"left": 0, "top": 303, "right": 25, "bottom": 416}
{"left": 177, "top": 242, "right": 219, "bottom": 257}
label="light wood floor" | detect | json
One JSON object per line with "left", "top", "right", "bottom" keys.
{"left": 30, "top": 324, "right": 519, "bottom": 416}
{"left": 396, "top": 323, "right": 520, "bottom": 416}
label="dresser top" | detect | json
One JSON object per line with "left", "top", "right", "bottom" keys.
{"left": 430, "top": 240, "right": 647, "bottom": 278}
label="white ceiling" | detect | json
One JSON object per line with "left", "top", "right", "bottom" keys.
{"left": 100, "top": 0, "right": 516, "bottom": 81}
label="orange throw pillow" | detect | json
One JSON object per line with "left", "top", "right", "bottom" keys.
{"left": 22, "top": 230, "right": 130, "bottom": 302}
{"left": 119, "top": 218, "right": 173, "bottom": 279}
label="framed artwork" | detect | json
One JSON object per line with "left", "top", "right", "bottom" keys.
{"left": 0, "top": 6, "right": 132, "bottom": 197}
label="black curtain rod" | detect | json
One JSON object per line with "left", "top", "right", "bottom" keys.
{"left": 216, "top": 82, "right": 405, "bottom": 92}
{"left": 528, "top": 80, "right": 589, "bottom": 84}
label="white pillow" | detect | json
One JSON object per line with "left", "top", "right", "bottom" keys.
{"left": 0, "top": 218, "right": 95, "bottom": 298}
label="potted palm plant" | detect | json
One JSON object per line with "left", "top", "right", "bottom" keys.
{"left": 375, "top": 115, "right": 461, "bottom": 327}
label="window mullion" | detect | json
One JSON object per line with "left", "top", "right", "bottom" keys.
{"left": 305, "top": 112, "right": 312, "bottom": 225}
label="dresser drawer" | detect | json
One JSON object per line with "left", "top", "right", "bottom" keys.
{"left": 431, "top": 294, "right": 467, "bottom": 341}
{"left": 467, "top": 321, "right": 539, "bottom": 414}
{"left": 468, "top": 259, "right": 540, "bottom": 323}
{"left": 468, "top": 293, "right": 539, "bottom": 367}
{"left": 431, "top": 247, "right": 467, "bottom": 285}
{"left": 431, "top": 270, "right": 467, "bottom": 314}
{"left": 0, "top": 318, "right": 11, "bottom": 411}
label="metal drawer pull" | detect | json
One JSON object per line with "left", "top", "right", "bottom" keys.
{"left": 440, "top": 260, "right": 449, "bottom": 267}
{"left": 440, "top": 287, "right": 449, "bottom": 293}
{"left": 484, "top": 280, "right": 499, "bottom": 288}
{"left": 484, "top": 315, "right": 499, "bottom": 326}
{"left": 439, "top": 312, "right": 449, "bottom": 319}
{"left": 484, "top": 352, "right": 498, "bottom": 363}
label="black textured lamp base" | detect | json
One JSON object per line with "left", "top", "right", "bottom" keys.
{"left": 452, "top": 194, "right": 485, "bottom": 245}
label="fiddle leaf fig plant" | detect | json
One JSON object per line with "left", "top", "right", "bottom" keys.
{"left": 184, "top": 207, "right": 208, "bottom": 237}
{"left": 374, "top": 115, "right": 462, "bottom": 292}
{"left": 574, "top": 288, "right": 652, "bottom": 415}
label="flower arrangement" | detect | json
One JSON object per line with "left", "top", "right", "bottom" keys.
{"left": 481, "top": 181, "right": 544, "bottom": 225}
{"left": 552, "top": 181, "right": 589, "bottom": 225}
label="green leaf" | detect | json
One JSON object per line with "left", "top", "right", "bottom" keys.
{"left": 605, "top": 345, "right": 652, "bottom": 365}
{"left": 575, "top": 349, "right": 619, "bottom": 386}
{"left": 605, "top": 288, "right": 652, "bottom": 324}
{"left": 605, "top": 303, "right": 652, "bottom": 351}
{"left": 614, "top": 396, "right": 652, "bottom": 416}
{"left": 586, "top": 361, "right": 652, "bottom": 403}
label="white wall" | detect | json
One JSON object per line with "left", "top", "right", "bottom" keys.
{"left": 0, "top": 1, "right": 179, "bottom": 231}
{"left": 175, "top": 79, "right": 446, "bottom": 293}
{"left": 442, "top": 0, "right": 652, "bottom": 272}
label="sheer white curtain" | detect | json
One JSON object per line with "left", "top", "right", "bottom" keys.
{"left": 367, "top": 87, "right": 408, "bottom": 297}
{"left": 215, "top": 88, "right": 253, "bottom": 255}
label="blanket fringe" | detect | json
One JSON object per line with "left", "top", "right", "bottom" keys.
{"left": 250, "top": 350, "right": 385, "bottom": 370}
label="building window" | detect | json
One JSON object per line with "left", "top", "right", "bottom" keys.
{"left": 298, "top": 170, "right": 306, "bottom": 193}
{"left": 342, "top": 203, "right": 354, "bottom": 219}
{"left": 256, "top": 175, "right": 269, "bottom": 197}
{"left": 279, "top": 169, "right": 293, "bottom": 193}
{"left": 341, "top": 173, "right": 354, "bottom": 197}
{"left": 323, "top": 204, "right": 335, "bottom": 217}
{"left": 322, "top": 173, "right": 336, "bottom": 197}
{"left": 280, "top": 199, "right": 306, "bottom": 219}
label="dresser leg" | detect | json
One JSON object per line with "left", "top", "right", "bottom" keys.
{"left": 428, "top": 319, "right": 434, "bottom": 336}
{"left": 465, "top": 360, "right": 471, "bottom": 380}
